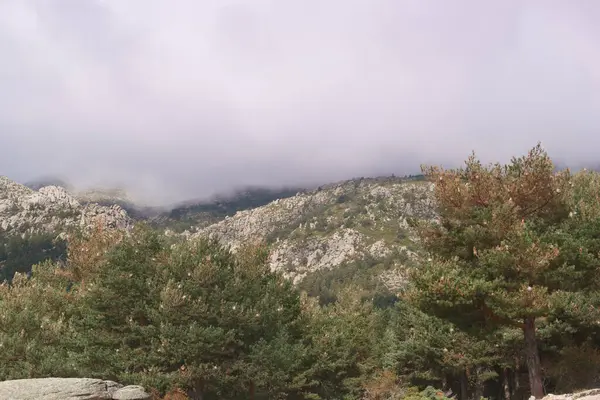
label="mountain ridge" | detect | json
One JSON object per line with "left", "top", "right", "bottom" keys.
{"left": 0, "top": 174, "right": 436, "bottom": 294}
{"left": 0, "top": 176, "right": 131, "bottom": 236}
{"left": 187, "top": 176, "right": 436, "bottom": 286}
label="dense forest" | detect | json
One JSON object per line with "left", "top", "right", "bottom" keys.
{"left": 0, "top": 230, "right": 67, "bottom": 283}
{"left": 1, "top": 146, "right": 600, "bottom": 399}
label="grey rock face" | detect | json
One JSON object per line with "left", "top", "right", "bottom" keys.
{"left": 0, "top": 176, "right": 131, "bottom": 235}
{"left": 190, "top": 177, "right": 436, "bottom": 283}
{"left": 0, "top": 378, "right": 122, "bottom": 400}
{"left": 0, "top": 378, "right": 151, "bottom": 400}
{"left": 111, "top": 385, "right": 151, "bottom": 400}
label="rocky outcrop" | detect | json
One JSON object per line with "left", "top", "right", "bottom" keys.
{"left": 270, "top": 228, "right": 366, "bottom": 284}
{"left": 111, "top": 385, "right": 152, "bottom": 400}
{"left": 0, "top": 176, "right": 131, "bottom": 235}
{"left": 191, "top": 189, "right": 335, "bottom": 250}
{"left": 190, "top": 177, "right": 436, "bottom": 283}
{"left": 0, "top": 378, "right": 150, "bottom": 400}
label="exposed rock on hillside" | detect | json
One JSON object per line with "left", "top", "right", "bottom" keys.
{"left": 74, "top": 187, "right": 162, "bottom": 220}
{"left": 76, "top": 187, "right": 131, "bottom": 206}
{"left": 152, "top": 186, "right": 303, "bottom": 231}
{"left": 24, "top": 176, "right": 72, "bottom": 191}
{"left": 0, "top": 176, "right": 131, "bottom": 235}
{"left": 191, "top": 177, "right": 436, "bottom": 283}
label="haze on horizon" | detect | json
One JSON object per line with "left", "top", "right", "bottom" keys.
{"left": 1, "top": 0, "right": 600, "bottom": 205}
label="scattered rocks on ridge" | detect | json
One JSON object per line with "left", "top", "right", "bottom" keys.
{"left": 190, "top": 177, "right": 437, "bottom": 283}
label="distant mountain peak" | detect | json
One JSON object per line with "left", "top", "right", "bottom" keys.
{"left": 0, "top": 176, "right": 131, "bottom": 235}
{"left": 24, "top": 176, "right": 72, "bottom": 191}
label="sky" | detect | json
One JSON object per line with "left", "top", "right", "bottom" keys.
{"left": 1, "top": 0, "right": 600, "bottom": 205}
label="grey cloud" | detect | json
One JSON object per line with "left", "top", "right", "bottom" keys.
{"left": 1, "top": 0, "right": 600, "bottom": 205}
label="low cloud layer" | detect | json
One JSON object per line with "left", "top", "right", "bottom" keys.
{"left": 1, "top": 0, "right": 600, "bottom": 205}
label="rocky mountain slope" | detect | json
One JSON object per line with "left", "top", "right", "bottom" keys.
{"left": 24, "top": 177, "right": 72, "bottom": 191}
{"left": 74, "top": 187, "right": 162, "bottom": 220}
{"left": 0, "top": 176, "right": 131, "bottom": 236}
{"left": 188, "top": 176, "right": 436, "bottom": 287}
{"left": 1, "top": 174, "right": 437, "bottom": 294}
{"left": 152, "top": 186, "right": 304, "bottom": 231}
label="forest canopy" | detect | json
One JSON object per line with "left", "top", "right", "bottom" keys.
{"left": 1, "top": 146, "right": 600, "bottom": 399}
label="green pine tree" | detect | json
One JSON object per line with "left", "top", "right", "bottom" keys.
{"left": 65, "top": 225, "right": 308, "bottom": 399}
{"left": 408, "top": 144, "right": 600, "bottom": 398}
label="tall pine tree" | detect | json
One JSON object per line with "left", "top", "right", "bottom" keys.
{"left": 408, "top": 144, "right": 600, "bottom": 398}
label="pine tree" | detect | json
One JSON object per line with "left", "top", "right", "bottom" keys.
{"left": 408, "top": 144, "right": 600, "bottom": 398}
{"left": 301, "top": 286, "right": 383, "bottom": 399}
{"left": 0, "top": 261, "right": 76, "bottom": 379}
{"left": 383, "top": 299, "right": 508, "bottom": 400}
{"left": 65, "top": 226, "right": 308, "bottom": 398}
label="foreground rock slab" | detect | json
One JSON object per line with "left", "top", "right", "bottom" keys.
{"left": 535, "top": 389, "right": 600, "bottom": 400}
{"left": 0, "top": 378, "right": 151, "bottom": 400}
{"left": 112, "top": 385, "right": 152, "bottom": 400}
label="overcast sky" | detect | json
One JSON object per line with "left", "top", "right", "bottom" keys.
{"left": 1, "top": 0, "right": 600, "bottom": 205}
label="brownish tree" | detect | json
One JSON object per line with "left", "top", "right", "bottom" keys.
{"left": 407, "top": 144, "right": 591, "bottom": 398}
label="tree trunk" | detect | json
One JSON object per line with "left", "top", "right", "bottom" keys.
{"left": 472, "top": 367, "right": 484, "bottom": 400}
{"left": 187, "top": 379, "right": 204, "bottom": 400}
{"left": 513, "top": 357, "right": 520, "bottom": 400}
{"left": 503, "top": 368, "right": 511, "bottom": 400}
{"left": 460, "top": 370, "right": 469, "bottom": 400}
{"left": 523, "top": 317, "right": 544, "bottom": 399}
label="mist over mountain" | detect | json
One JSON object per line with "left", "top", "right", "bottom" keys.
{"left": 24, "top": 177, "right": 73, "bottom": 192}
{"left": 2, "top": 1, "right": 600, "bottom": 205}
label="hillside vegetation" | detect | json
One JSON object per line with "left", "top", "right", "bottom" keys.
{"left": 153, "top": 186, "right": 304, "bottom": 232}
{"left": 2, "top": 148, "right": 600, "bottom": 399}
{"left": 193, "top": 177, "right": 434, "bottom": 276}
{"left": 0, "top": 175, "right": 433, "bottom": 297}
